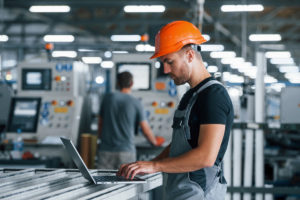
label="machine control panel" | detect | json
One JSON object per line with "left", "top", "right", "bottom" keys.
{"left": 134, "top": 91, "right": 178, "bottom": 143}
{"left": 17, "top": 62, "right": 89, "bottom": 97}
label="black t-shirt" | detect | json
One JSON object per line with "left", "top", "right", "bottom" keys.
{"left": 178, "top": 77, "right": 234, "bottom": 165}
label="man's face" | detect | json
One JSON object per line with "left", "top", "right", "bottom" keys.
{"left": 160, "top": 50, "right": 191, "bottom": 85}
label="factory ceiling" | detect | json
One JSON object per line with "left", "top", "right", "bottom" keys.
{"left": 1, "top": 0, "right": 300, "bottom": 82}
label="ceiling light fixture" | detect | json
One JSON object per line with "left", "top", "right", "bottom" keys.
{"left": 112, "top": 51, "right": 129, "bottom": 54}
{"left": 207, "top": 66, "right": 218, "bottom": 73}
{"left": 101, "top": 61, "right": 114, "bottom": 68}
{"left": 136, "top": 44, "right": 155, "bottom": 52}
{"left": 124, "top": 5, "right": 165, "bottom": 13}
{"left": 265, "top": 51, "right": 291, "bottom": 58}
{"left": 111, "top": 35, "right": 141, "bottom": 42}
{"left": 29, "top": 5, "right": 70, "bottom": 13}
{"left": 249, "top": 34, "right": 281, "bottom": 42}
{"left": 52, "top": 51, "right": 77, "bottom": 58}
{"left": 0, "top": 35, "right": 9, "bottom": 42}
{"left": 221, "top": 57, "right": 245, "bottom": 65}
{"left": 201, "top": 44, "right": 224, "bottom": 52}
{"left": 82, "top": 57, "right": 102, "bottom": 64}
{"left": 44, "top": 35, "right": 74, "bottom": 42}
{"left": 279, "top": 66, "right": 299, "bottom": 73}
{"left": 210, "top": 51, "right": 236, "bottom": 58}
{"left": 221, "top": 4, "right": 264, "bottom": 12}
{"left": 270, "top": 58, "right": 294, "bottom": 65}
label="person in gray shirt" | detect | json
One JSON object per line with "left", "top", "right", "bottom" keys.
{"left": 97, "top": 71, "right": 158, "bottom": 169}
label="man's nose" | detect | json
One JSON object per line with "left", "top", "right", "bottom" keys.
{"left": 164, "top": 64, "right": 171, "bottom": 74}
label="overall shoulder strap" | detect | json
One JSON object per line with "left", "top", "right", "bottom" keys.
{"left": 183, "top": 80, "right": 223, "bottom": 139}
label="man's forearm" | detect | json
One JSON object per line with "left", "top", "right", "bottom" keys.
{"left": 140, "top": 121, "right": 157, "bottom": 145}
{"left": 153, "top": 147, "right": 213, "bottom": 173}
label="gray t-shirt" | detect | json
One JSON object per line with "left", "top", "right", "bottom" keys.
{"left": 99, "top": 91, "right": 145, "bottom": 152}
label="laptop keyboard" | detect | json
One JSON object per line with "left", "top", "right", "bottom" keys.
{"left": 93, "top": 175, "right": 138, "bottom": 182}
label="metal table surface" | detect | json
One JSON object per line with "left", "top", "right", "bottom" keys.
{"left": 0, "top": 168, "right": 163, "bottom": 200}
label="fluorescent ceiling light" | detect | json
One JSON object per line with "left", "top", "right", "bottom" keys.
{"left": 207, "top": 66, "right": 218, "bottom": 73}
{"left": 270, "top": 58, "right": 294, "bottom": 65}
{"left": 112, "top": 51, "right": 128, "bottom": 54}
{"left": 241, "top": 66, "right": 257, "bottom": 79}
{"left": 221, "top": 57, "right": 244, "bottom": 65}
{"left": 229, "top": 74, "right": 244, "bottom": 83}
{"left": 0, "top": 35, "right": 9, "bottom": 42}
{"left": 202, "top": 34, "right": 210, "bottom": 41}
{"left": 264, "top": 75, "right": 277, "bottom": 83}
{"left": 124, "top": 5, "right": 165, "bottom": 13}
{"left": 289, "top": 79, "right": 300, "bottom": 84}
{"left": 82, "top": 57, "right": 102, "bottom": 64}
{"left": 78, "top": 49, "right": 97, "bottom": 52}
{"left": 221, "top": 4, "right": 264, "bottom": 12}
{"left": 44, "top": 35, "right": 74, "bottom": 42}
{"left": 223, "top": 72, "right": 231, "bottom": 82}
{"left": 201, "top": 44, "right": 224, "bottom": 52}
{"left": 29, "top": 5, "right": 70, "bottom": 13}
{"left": 203, "top": 62, "right": 208, "bottom": 67}
{"left": 233, "top": 61, "right": 252, "bottom": 70}
{"left": 265, "top": 51, "right": 291, "bottom": 59}
{"left": 101, "top": 61, "right": 114, "bottom": 68}
{"left": 210, "top": 51, "right": 236, "bottom": 58}
{"left": 95, "top": 76, "right": 104, "bottom": 84}
{"left": 279, "top": 66, "right": 299, "bottom": 73}
{"left": 136, "top": 44, "right": 155, "bottom": 52}
{"left": 249, "top": 34, "right": 281, "bottom": 42}
{"left": 284, "top": 72, "right": 300, "bottom": 79}
{"left": 111, "top": 35, "right": 141, "bottom": 42}
{"left": 52, "top": 51, "right": 77, "bottom": 58}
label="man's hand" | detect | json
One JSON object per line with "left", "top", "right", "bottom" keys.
{"left": 117, "top": 161, "right": 159, "bottom": 179}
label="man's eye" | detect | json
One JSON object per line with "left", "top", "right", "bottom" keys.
{"left": 167, "top": 61, "right": 173, "bottom": 65}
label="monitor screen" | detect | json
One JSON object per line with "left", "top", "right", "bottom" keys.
{"left": 22, "top": 69, "right": 51, "bottom": 90}
{"left": 117, "top": 63, "right": 151, "bottom": 90}
{"left": 7, "top": 97, "right": 41, "bottom": 133}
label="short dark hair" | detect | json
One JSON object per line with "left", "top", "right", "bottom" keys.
{"left": 117, "top": 71, "right": 133, "bottom": 89}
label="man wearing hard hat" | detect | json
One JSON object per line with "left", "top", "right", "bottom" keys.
{"left": 118, "top": 21, "right": 234, "bottom": 200}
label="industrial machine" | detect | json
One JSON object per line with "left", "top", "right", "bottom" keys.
{"left": 280, "top": 87, "right": 300, "bottom": 124}
{"left": 112, "top": 54, "right": 178, "bottom": 144}
{"left": 6, "top": 62, "right": 90, "bottom": 146}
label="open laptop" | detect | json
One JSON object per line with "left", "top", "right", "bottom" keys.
{"left": 60, "top": 137, "right": 146, "bottom": 184}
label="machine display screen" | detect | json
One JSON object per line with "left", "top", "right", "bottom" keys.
{"left": 7, "top": 97, "right": 41, "bottom": 133}
{"left": 117, "top": 63, "right": 151, "bottom": 90}
{"left": 22, "top": 69, "right": 51, "bottom": 90}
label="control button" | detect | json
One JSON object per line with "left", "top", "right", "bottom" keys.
{"left": 152, "top": 101, "right": 158, "bottom": 107}
{"left": 56, "top": 124, "right": 61, "bottom": 128}
{"left": 168, "top": 101, "right": 175, "bottom": 108}
{"left": 61, "top": 76, "right": 66, "bottom": 81}
{"left": 67, "top": 100, "right": 74, "bottom": 106}
{"left": 55, "top": 76, "right": 61, "bottom": 82}
{"left": 51, "top": 100, "right": 57, "bottom": 106}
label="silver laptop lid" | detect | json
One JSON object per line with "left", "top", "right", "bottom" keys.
{"left": 60, "top": 137, "right": 96, "bottom": 184}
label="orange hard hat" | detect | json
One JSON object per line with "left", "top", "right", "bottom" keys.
{"left": 150, "top": 21, "right": 207, "bottom": 59}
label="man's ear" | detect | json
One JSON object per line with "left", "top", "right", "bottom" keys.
{"left": 130, "top": 80, "right": 134, "bottom": 88}
{"left": 186, "top": 48, "right": 195, "bottom": 63}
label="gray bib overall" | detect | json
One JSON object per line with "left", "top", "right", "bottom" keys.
{"left": 166, "top": 80, "right": 227, "bottom": 200}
